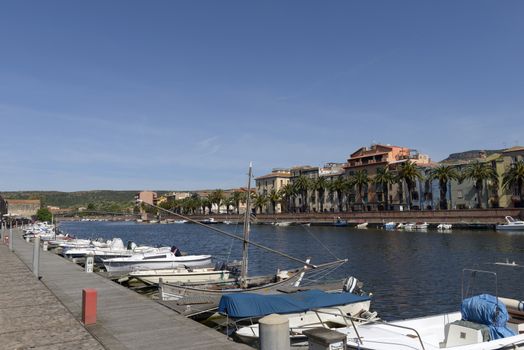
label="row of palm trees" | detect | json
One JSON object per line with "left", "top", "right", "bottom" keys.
{"left": 259, "top": 159, "right": 524, "bottom": 213}
{"left": 154, "top": 160, "right": 524, "bottom": 215}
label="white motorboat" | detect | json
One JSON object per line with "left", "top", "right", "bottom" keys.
{"left": 384, "top": 222, "right": 396, "bottom": 230}
{"left": 62, "top": 238, "right": 170, "bottom": 263}
{"left": 403, "top": 223, "right": 415, "bottom": 230}
{"left": 102, "top": 252, "right": 213, "bottom": 273}
{"left": 274, "top": 221, "right": 292, "bottom": 227}
{"left": 437, "top": 223, "right": 453, "bottom": 230}
{"left": 233, "top": 277, "right": 376, "bottom": 346}
{"left": 49, "top": 238, "right": 92, "bottom": 249}
{"left": 414, "top": 222, "right": 429, "bottom": 230}
{"left": 129, "top": 266, "right": 231, "bottom": 285}
{"left": 356, "top": 222, "right": 369, "bottom": 229}
{"left": 496, "top": 216, "right": 524, "bottom": 231}
{"left": 174, "top": 220, "right": 188, "bottom": 224}
{"left": 338, "top": 302, "right": 524, "bottom": 349}
{"left": 336, "top": 270, "right": 524, "bottom": 350}
{"left": 201, "top": 218, "right": 218, "bottom": 224}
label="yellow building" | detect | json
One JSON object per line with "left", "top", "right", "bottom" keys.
{"left": 255, "top": 169, "right": 291, "bottom": 214}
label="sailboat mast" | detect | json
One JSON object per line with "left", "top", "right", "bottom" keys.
{"left": 240, "top": 163, "right": 253, "bottom": 289}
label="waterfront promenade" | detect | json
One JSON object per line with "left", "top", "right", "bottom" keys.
{"left": 2, "top": 229, "right": 250, "bottom": 350}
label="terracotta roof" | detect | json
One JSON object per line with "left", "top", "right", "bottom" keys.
{"left": 255, "top": 172, "right": 291, "bottom": 180}
{"left": 5, "top": 199, "right": 40, "bottom": 204}
{"left": 349, "top": 151, "right": 388, "bottom": 160}
{"left": 503, "top": 146, "right": 524, "bottom": 153}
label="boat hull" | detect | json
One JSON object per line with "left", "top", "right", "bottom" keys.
{"left": 496, "top": 224, "right": 524, "bottom": 231}
{"left": 340, "top": 311, "right": 524, "bottom": 350}
{"left": 103, "top": 255, "right": 213, "bottom": 273}
{"left": 235, "top": 300, "right": 372, "bottom": 345}
{"left": 130, "top": 268, "right": 230, "bottom": 285}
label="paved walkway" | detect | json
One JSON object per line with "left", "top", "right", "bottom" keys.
{"left": 0, "top": 236, "right": 104, "bottom": 349}
{"left": 3, "top": 229, "right": 250, "bottom": 350}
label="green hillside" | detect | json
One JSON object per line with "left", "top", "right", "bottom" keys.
{"left": 0, "top": 190, "right": 167, "bottom": 210}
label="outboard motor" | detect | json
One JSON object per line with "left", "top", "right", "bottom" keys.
{"left": 343, "top": 276, "right": 358, "bottom": 293}
{"left": 343, "top": 276, "right": 367, "bottom": 295}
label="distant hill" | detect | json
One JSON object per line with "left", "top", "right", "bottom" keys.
{"left": 440, "top": 149, "right": 504, "bottom": 164}
{"left": 0, "top": 190, "right": 167, "bottom": 210}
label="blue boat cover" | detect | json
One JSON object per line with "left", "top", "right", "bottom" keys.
{"left": 218, "top": 290, "right": 370, "bottom": 319}
{"left": 461, "top": 294, "right": 516, "bottom": 340}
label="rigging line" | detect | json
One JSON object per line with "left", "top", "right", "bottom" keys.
{"left": 138, "top": 201, "right": 343, "bottom": 268}
{"left": 225, "top": 224, "right": 238, "bottom": 263}
{"left": 301, "top": 264, "right": 345, "bottom": 284}
{"left": 302, "top": 225, "right": 340, "bottom": 261}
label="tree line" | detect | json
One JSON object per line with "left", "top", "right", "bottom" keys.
{"left": 156, "top": 160, "right": 524, "bottom": 215}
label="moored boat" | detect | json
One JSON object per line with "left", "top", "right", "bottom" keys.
{"left": 103, "top": 251, "right": 213, "bottom": 274}
{"left": 130, "top": 266, "right": 231, "bottom": 285}
{"left": 437, "top": 223, "right": 453, "bottom": 230}
{"left": 496, "top": 216, "right": 524, "bottom": 231}
{"left": 384, "top": 222, "right": 396, "bottom": 230}
{"left": 231, "top": 277, "right": 377, "bottom": 346}
{"left": 335, "top": 218, "right": 348, "bottom": 227}
{"left": 336, "top": 269, "right": 524, "bottom": 350}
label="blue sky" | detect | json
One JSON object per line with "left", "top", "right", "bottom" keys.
{"left": 1, "top": 1, "right": 523, "bottom": 191}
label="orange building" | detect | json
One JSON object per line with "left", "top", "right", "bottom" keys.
{"left": 344, "top": 144, "right": 432, "bottom": 210}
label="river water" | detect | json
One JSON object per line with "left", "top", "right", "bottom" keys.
{"left": 59, "top": 221, "right": 524, "bottom": 321}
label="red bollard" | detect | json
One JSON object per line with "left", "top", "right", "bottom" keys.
{"left": 82, "top": 288, "right": 97, "bottom": 325}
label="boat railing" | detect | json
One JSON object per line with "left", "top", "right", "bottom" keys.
{"left": 311, "top": 307, "right": 363, "bottom": 344}
{"left": 311, "top": 308, "right": 427, "bottom": 350}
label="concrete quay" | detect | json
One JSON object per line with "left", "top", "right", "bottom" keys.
{"left": 0, "top": 239, "right": 104, "bottom": 349}
{"left": 2, "top": 229, "right": 250, "bottom": 350}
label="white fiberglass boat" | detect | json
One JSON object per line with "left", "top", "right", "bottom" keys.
{"left": 414, "top": 222, "right": 429, "bottom": 230}
{"left": 337, "top": 270, "right": 524, "bottom": 350}
{"left": 496, "top": 216, "right": 524, "bottom": 231}
{"left": 62, "top": 238, "right": 170, "bottom": 263}
{"left": 339, "top": 306, "right": 524, "bottom": 349}
{"left": 103, "top": 252, "right": 213, "bottom": 273}
{"left": 356, "top": 222, "right": 369, "bottom": 229}
{"left": 437, "top": 223, "right": 453, "bottom": 230}
{"left": 129, "top": 267, "right": 230, "bottom": 285}
{"left": 274, "top": 221, "right": 292, "bottom": 227}
{"left": 233, "top": 277, "right": 376, "bottom": 346}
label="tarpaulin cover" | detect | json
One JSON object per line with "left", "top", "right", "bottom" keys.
{"left": 218, "top": 290, "right": 370, "bottom": 319}
{"left": 461, "top": 294, "right": 516, "bottom": 340}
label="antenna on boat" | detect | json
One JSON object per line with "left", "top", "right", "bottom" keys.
{"left": 240, "top": 162, "right": 253, "bottom": 289}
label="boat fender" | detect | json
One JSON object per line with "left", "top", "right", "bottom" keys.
{"left": 343, "top": 276, "right": 358, "bottom": 293}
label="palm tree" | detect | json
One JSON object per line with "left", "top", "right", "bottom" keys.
{"left": 343, "top": 176, "right": 356, "bottom": 211}
{"left": 224, "top": 197, "right": 235, "bottom": 215}
{"left": 267, "top": 189, "right": 282, "bottom": 214}
{"left": 352, "top": 170, "right": 370, "bottom": 210}
{"left": 208, "top": 189, "right": 225, "bottom": 214}
{"left": 253, "top": 193, "right": 269, "bottom": 214}
{"left": 396, "top": 161, "right": 423, "bottom": 210}
{"left": 502, "top": 160, "right": 524, "bottom": 207}
{"left": 311, "top": 177, "right": 328, "bottom": 212}
{"left": 329, "top": 177, "right": 346, "bottom": 212}
{"left": 463, "top": 161, "right": 499, "bottom": 209}
{"left": 200, "top": 198, "right": 211, "bottom": 215}
{"left": 428, "top": 165, "right": 458, "bottom": 210}
{"left": 373, "top": 167, "right": 395, "bottom": 210}
{"left": 230, "top": 191, "right": 244, "bottom": 214}
{"left": 293, "top": 175, "right": 311, "bottom": 212}
{"left": 279, "top": 183, "right": 295, "bottom": 213}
